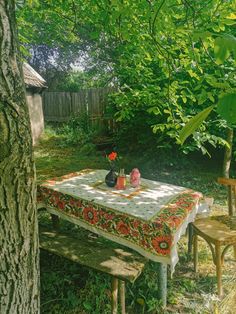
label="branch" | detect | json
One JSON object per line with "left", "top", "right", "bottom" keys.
{"left": 151, "top": 0, "right": 166, "bottom": 36}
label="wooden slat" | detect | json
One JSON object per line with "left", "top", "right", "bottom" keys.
{"left": 193, "top": 217, "right": 236, "bottom": 244}
{"left": 217, "top": 177, "right": 236, "bottom": 186}
{"left": 217, "top": 177, "right": 236, "bottom": 216}
{"left": 39, "top": 227, "right": 146, "bottom": 283}
{"left": 234, "top": 186, "right": 236, "bottom": 216}
{"left": 42, "top": 88, "right": 116, "bottom": 133}
{"left": 228, "top": 186, "right": 233, "bottom": 216}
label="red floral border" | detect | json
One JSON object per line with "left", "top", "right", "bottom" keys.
{"left": 37, "top": 178, "right": 201, "bottom": 257}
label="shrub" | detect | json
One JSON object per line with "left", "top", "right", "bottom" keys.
{"left": 57, "top": 113, "right": 94, "bottom": 147}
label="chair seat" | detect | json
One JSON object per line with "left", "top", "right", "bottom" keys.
{"left": 193, "top": 215, "right": 236, "bottom": 245}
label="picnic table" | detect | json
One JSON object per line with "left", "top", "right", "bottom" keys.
{"left": 37, "top": 169, "right": 202, "bottom": 306}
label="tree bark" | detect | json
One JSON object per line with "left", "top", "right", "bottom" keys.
{"left": 222, "top": 127, "right": 233, "bottom": 178}
{"left": 0, "top": 1, "right": 40, "bottom": 313}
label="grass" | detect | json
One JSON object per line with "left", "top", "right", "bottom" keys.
{"left": 35, "top": 130, "right": 236, "bottom": 314}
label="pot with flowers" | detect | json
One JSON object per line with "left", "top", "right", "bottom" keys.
{"left": 105, "top": 151, "right": 118, "bottom": 187}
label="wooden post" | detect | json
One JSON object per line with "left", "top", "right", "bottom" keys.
{"left": 228, "top": 186, "right": 233, "bottom": 216}
{"left": 222, "top": 127, "right": 233, "bottom": 179}
{"left": 157, "top": 262, "right": 167, "bottom": 308}
{"left": 234, "top": 246, "right": 236, "bottom": 261}
{"left": 215, "top": 244, "right": 223, "bottom": 297}
{"left": 111, "top": 277, "right": 118, "bottom": 314}
{"left": 119, "top": 280, "right": 126, "bottom": 314}
{"left": 193, "top": 234, "right": 198, "bottom": 273}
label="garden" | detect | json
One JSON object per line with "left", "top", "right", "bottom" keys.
{"left": 35, "top": 120, "right": 236, "bottom": 313}
{"left": 1, "top": 1, "right": 236, "bottom": 314}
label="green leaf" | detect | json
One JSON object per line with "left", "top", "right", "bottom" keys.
{"left": 214, "top": 34, "right": 236, "bottom": 63}
{"left": 217, "top": 93, "right": 236, "bottom": 126}
{"left": 83, "top": 301, "right": 93, "bottom": 310}
{"left": 214, "top": 37, "right": 230, "bottom": 64}
{"left": 178, "top": 105, "right": 214, "bottom": 145}
{"left": 136, "top": 298, "right": 145, "bottom": 306}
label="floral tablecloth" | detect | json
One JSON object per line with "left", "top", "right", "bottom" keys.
{"left": 37, "top": 169, "right": 202, "bottom": 271}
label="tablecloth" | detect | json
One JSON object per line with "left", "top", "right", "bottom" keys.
{"left": 37, "top": 169, "right": 202, "bottom": 271}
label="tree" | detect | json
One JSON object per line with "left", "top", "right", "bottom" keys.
{"left": 17, "top": 0, "right": 235, "bottom": 153}
{"left": 16, "top": 0, "right": 89, "bottom": 89}
{"left": 0, "top": 1, "right": 39, "bottom": 313}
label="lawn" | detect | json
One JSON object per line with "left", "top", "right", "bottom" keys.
{"left": 35, "top": 131, "right": 236, "bottom": 314}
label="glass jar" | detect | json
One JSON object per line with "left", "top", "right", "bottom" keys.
{"left": 116, "top": 169, "right": 126, "bottom": 190}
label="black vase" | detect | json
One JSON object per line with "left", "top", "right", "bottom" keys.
{"left": 105, "top": 169, "right": 117, "bottom": 187}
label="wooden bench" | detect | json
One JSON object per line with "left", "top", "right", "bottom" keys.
{"left": 39, "top": 226, "right": 147, "bottom": 314}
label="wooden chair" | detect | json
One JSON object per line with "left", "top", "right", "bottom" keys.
{"left": 192, "top": 177, "right": 236, "bottom": 297}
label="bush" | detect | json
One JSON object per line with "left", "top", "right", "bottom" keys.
{"left": 57, "top": 113, "right": 94, "bottom": 147}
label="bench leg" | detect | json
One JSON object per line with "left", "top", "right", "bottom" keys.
{"left": 233, "top": 245, "right": 236, "bottom": 261}
{"left": 111, "top": 277, "right": 118, "bottom": 314}
{"left": 119, "top": 280, "right": 126, "bottom": 314}
{"left": 157, "top": 262, "right": 167, "bottom": 308}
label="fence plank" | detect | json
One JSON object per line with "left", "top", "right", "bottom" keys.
{"left": 42, "top": 88, "right": 115, "bottom": 131}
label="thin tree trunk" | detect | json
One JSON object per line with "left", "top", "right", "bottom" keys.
{"left": 0, "top": 1, "right": 40, "bottom": 313}
{"left": 222, "top": 128, "right": 233, "bottom": 178}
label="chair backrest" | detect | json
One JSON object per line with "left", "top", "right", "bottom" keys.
{"left": 218, "top": 177, "right": 236, "bottom": 216}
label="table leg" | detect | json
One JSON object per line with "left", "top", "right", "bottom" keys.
{"left": 187, "top": 223, "right": 193, "bottom": 256}
{"left": 51, "top": 214, "right": 60, "bottom": 230}
{"left": 157, "top": 262, "right": 167, "bottom": 308}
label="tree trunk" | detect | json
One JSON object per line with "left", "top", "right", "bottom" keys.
{"left": 0, "top": 1, "right": 40, "bottom": 313}
{"left": 222, "top": 128, "right": 233, "bottom": 178}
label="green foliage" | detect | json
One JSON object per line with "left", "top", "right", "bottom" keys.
{"left": 56, "top": 113, "right": 94, "bottom": 147}
{"left": 179, "top": 106, "right": 214, "bottom": 145}
{"left": 217, "top": 93, "right": 236, "bottom": 126}
{"left": 17, "top": 0, "right": 236, "bottom": 154}
{"left": 103, "top": 0, "right": 236, "bottom": 153}
{"left": 56, "top": 70, "right": 110, "bottom": 91}
{"left": 178, "top": 93, "right": 236, "bottom": 147}
{"left": 214, "top": 34, "right": 236, "bottom": 64}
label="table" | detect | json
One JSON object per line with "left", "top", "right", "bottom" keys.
{"left": 37, "top": 169, "right": 202, "bottom": 305}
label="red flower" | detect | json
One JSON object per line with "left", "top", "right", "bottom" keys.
{"left": 101, "top": 222, "right": 110, "bottom": 230}
{"left": 131, "top": 230, "right": 139, "bottom": 237}
{"left": 142, "top": 224, "right": 150, "bottom": 233}
{"left": 58, "top": 201, "right": 65, "bottom": 210}
{"left": 83, "top": 207, "right": 98, "bottom": 224}
{"left": 108, "top": 152, "right": 117, "bottom": 161}
{"left": 69, "top": 199, "right": 76, "bottom": 206}
{"left": 168, "top": 216, "right": 182, "bottom": 228}
{"left": 152, "top": 236, "right": 172, "bottom": 255}
{"left": 76, "top": 200, "right": 83, "bottom": 208}
{"left": 104, "top": 213, "right": 114, "bottom": 220}
{"left": 116, "top": 222, "right": 130, "bottom": 235}
{"left": 175, "top": 200, "right": 193, "bottom": 212}
{"left": 153, "top": 219, "right": 163, "bottom": 229}
{"left": 140, "top": 239, "right": 150, "bottom": 248}
{"left": 132, "top": 220, "right": 140, "bottom": 229}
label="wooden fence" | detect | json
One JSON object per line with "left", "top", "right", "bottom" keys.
{"left": 42, "top": 87, "right": 116, "bottom": 131}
